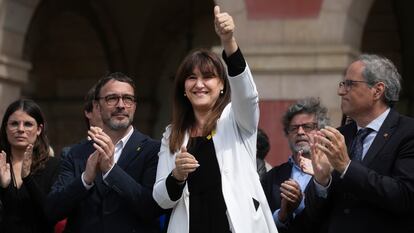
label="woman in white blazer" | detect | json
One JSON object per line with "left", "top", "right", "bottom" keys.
{"left": 153, "top": 5, "right": 277, "bottom": 233}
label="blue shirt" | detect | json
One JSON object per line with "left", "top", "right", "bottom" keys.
{"left": 358, "top": 108, "right": 390, "bottom": 160}
{"left": 273, "top": 156, "right": 312, "bottom": 227}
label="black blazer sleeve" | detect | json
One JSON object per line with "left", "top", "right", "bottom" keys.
{"left": 45, "top": 145, "right": 94, "bottom": 223}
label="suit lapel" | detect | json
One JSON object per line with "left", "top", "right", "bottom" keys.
{"left": 94, "top": 130, "right": 146, "bottom": 196}
{"left": 362, "top": 109, "right": 399, "bottom": 166}
{"left": 116, "top": 129, "right": 146, "bottom": 169}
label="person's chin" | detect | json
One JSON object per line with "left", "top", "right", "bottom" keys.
{"left": 295, "top": 141, "right": 309, "bottom": 147}
{"left": 295, "top": 144, "right": 310, "bottom": 152}
{"left": 11, "top": 142, "right": 30, "bottom": 149}
{"left": 109, "top": 120, "right": 130, "bottom": 130}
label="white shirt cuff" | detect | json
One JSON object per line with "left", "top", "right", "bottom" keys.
{"left": 102, "top": 163, "right": 116, "bottom": 181}
{"left": 340, "top": 160, "right": 352, "bottom": 179}
{"left": 81, "top": 172, "right": 94, "bottom": 190}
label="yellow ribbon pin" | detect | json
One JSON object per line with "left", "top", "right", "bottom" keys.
{"left": 206, "top": 130, "right": 216, "bottom": 140}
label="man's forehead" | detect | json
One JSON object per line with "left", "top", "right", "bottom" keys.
{"left": 346, "top": 61, "right": 365, "bottom": 76}
{"left": 100, "top": 80, "right": 134, "bottom": 94}
{"left": 290, "top": 113, "right": 316, "bottom": 123}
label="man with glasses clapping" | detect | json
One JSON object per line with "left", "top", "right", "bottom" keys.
{"left": 46, "top": 72, "right": 163, "bottom": 233}
{"left": 261, "top": 97, "right": 329, "bottom": 233}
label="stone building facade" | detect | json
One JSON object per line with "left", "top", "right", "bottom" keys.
{"left": 0, "top": 0, "right": 412, "bottom": 165}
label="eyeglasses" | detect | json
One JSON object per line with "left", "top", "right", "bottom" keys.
{"left": 7, "top": 121, "right": 37, "bottom": 131}
{"left": 338, "top": 80, "right": 369, "bottom": 92}
{"left": 97, "top": 94, "right": 136, "bottom": 107}
{"left": 287, "top": 122, "right": 318, "bottom": 134}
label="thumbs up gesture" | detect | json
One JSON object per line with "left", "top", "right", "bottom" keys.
{"left": 172, "top": 146, "right": 199, "bottom": 182}
{"left": 214, "top": 5, "right": 238, "bottom": 56}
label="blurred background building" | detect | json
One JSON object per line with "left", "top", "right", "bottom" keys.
{"left": 0, "top": 0, "right": 412, "bottom": 166}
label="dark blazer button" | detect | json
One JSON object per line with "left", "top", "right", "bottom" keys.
{"left": 343, "top": 208, "right": 351, "bottom": 214}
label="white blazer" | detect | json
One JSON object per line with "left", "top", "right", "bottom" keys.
{"left": 153, "top": 65, "right": 278, "bottom": 233}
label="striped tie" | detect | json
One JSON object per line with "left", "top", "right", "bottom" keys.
{"left": 350, "top": 128, "right": 372, "bottom": 161}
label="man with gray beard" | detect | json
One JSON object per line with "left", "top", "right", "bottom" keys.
{"left": 46, "top": 72, "right": 163, "bottom": 233}
{"left": 261, "top": 98, "right": 329, "bottom": 233}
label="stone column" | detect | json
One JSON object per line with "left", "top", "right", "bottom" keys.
{"left": 0, "top": 55, "right": 31, "bottom": 114}
{"left": 215, "top": 0, "right": 373, "bottom": 166}
{"left": 0, "top": 0, "right": 39, "bottom": 115}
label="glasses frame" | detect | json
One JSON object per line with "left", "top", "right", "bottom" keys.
{"left": 338, "top": 79, "right": 370, "bottom": 92}
{"left": 7, "top": 120, "right": 37, "bottom": 132}
{"left": 287, "top": 122, "right": 318, "bottom": 134}
{"left": 97, "top": 94, "right": 136, "bottom": 107}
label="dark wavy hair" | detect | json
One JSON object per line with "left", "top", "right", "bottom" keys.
{"left": 0, "top": 99, "right": 50, "bottom": 174}
{"left": 282, "top": 97, "right": 330, "bottom": 135}
{"left": 169, "top": 49, "right": 231, "bottom": 153}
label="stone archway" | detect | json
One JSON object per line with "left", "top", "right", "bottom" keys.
{"left": 361, "top": 0, "right": 414, "bottom": 117}
{"left": 22, "top": 0, "right": 126, "bottom": 153}
{"left": 0, "top": 0, "right": 218, "bottom": 154}
{"left": 0, "top": 0, "right": 40, "bottom": 115}
{"left": 1, "top": 0, "right": 386, "bottom": 164}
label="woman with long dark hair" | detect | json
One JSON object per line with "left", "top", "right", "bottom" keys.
{"left": 0, "top": 99, "right": 59, "bottom": 233}
{"left": 153, "top": 6, "right": 277, "bottom": 233}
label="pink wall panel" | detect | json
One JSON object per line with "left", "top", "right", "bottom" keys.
{"left": 259, "top": 100, "right": 296, "bottom": 167}
{"left": 245, "top": 0, "right": 323, "bottom": 19}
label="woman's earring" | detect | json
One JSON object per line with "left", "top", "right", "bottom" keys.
{"left": 220, "top": 90, "right": 224, "bottom": 95}
{"left": 184, "top": 92, "right": 187, "bottom": 97}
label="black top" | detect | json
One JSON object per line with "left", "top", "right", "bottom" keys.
{"left": 166, "top": 137, "right": 230, "bottom": 233}
{"left": 165, "top": 47, "right": 246, "bottom": 232}
{"left": 0, "top": 157, "right": 60, "bottom": 233}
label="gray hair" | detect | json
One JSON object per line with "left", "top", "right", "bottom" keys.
{"left": 358, "top": 54, "right": 401, "bottom": 107}
{"left": 282, "top": 97, "right": 330, "bottom": 135}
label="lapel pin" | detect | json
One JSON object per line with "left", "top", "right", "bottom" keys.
{"left": 137, "top": 146, "right": 141, "bottom": 151}
{"left": 206, "top": 129, "right": 217, "bottom": 140}
{"left": 383, "top": 133, "right": 388, "bottom": 139}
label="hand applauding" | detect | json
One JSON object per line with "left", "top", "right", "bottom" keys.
{"left": 0, "top": 150, "right": 11, "bottom": 188}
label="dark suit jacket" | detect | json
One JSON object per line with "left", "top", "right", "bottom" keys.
{"left": 305, "top": 109, "right": 414, "bottom": 233}
{"left": 46, "top": 129, "right": 163, "bottom": 233}
{"left": 261, "top": 161, "right": 316, "bottom": 233}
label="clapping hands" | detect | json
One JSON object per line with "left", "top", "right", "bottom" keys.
{"left": 83, "top": 126, "right": 115, "bottom": 184}
{"left": 0, "top": 150, "right": 11, "bottom": 188}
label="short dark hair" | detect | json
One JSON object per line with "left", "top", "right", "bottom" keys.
{"left": 282, "top": 97, "right": 329, "bottom": 135}
{"left": 94, "top": 72, "right": 136, "bottom": 99}
{"left": 83, "top": 85, "right": 96, "bottom": 129}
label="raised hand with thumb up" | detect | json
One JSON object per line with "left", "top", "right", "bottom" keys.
{"left": 172, "top": 146, "right": 199, "bottom": 182}
{"left": 214, "top": 5, "right": 238, "bottom": 56}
